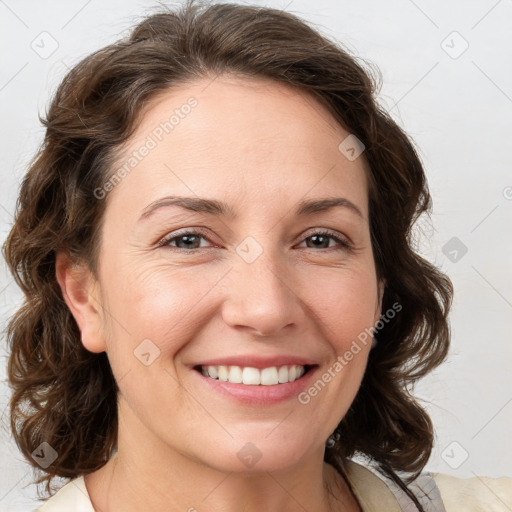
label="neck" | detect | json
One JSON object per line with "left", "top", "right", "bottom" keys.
{"left": 84, "top": 401, "right": 360, "bottom": 512}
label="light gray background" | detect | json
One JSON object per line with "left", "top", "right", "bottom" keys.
{"left": 1, "top": 0, "right": 511, "bottom": 510}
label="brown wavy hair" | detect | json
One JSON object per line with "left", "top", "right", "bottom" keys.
{"left": 3, "top": 0, "right": 453, "bottom": 509}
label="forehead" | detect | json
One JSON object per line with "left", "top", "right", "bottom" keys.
{"left": 105, "top": 75, "right": 370, "bottom": 220}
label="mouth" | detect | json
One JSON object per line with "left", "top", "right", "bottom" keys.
{"left": 193, "top": 363, "right": 315, "bottom": 386}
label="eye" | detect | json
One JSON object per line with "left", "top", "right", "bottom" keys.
{"left": 297, "top": 230, "right": 352, "bottom": 251}
{"left": 158, "top": 228, "right": 352, "bottom": 253}
{"left": 158, "top": 229, "right": 213, "bottom": 251}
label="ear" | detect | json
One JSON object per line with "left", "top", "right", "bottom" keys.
{"left": 55, "top": 251, "right": 106, "bottom": 354}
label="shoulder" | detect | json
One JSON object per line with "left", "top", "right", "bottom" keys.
{"left": 343, "top": 459, "right": 512, "bottom": 512}
{"left": 32, "top": 464, "right": 512, "bottom": 512}
{"left": 432, "top": 472, "right": 512, "bottom": 511}
{"left": 35, "top": 476, "right": 95, "bottom": 512}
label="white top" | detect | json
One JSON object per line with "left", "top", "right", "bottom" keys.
{"left": 35, "top": 459, "right": 512, "bottom": 511}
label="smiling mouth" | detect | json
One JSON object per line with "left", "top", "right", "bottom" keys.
{"left": 193, "top": 364, "right": 315, "bottom": 385}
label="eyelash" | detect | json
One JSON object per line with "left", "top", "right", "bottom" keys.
{"left": 157, "top": 228, "right": 353, "bottom": 253}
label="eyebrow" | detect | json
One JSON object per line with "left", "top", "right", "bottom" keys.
{"left": 139, "top": 195, "right": 364, "bottom": 221}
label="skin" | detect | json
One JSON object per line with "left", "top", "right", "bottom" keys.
{"left": 56, "top": 74, "right": 384, "bottom": 512}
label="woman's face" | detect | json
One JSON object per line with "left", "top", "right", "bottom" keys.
{"left": 67, "top": 75, "right": 384, "bottom": 473}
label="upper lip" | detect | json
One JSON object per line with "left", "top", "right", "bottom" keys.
{"left": 193, "top": 355, "right": 318, "bottom": 370}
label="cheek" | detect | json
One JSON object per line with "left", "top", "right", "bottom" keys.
{"left": 97, "top": 263, "right": 224, "bottom": 415}
{"left": 103, "top": 253, "right": 378, "bottom": 345}
{"left": 298, "top": 265, "right": 378, "bottom": 407}
{"left": 102, "top": 259, "right": 231, "bottom": 356}
{"left": 304, "top": 266, "right": 379, "bottom": 346}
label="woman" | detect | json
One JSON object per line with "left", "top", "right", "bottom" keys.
{"left": 3, "top": 1, "right": 511, "bottom": 511}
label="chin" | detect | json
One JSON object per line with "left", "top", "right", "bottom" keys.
{"left": 192, "top": 432, "right": 318, "bottom": 475}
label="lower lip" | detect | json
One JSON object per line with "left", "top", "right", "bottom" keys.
{"left": 192, "top": 366, "right": 319, "bottom": 405}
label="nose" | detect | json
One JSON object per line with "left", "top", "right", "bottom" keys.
{"left": 221, "top": 248, "right": 303, "bottom": 338}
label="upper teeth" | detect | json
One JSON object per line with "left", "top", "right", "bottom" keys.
{"left": 200, "top": 365, "right": 306, "bottom": 385}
